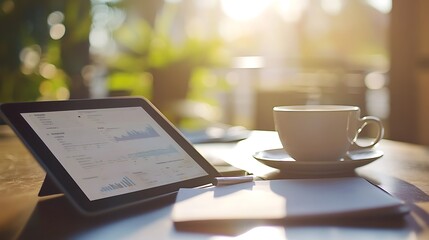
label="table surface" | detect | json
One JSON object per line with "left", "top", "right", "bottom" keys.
{"left": 1, "top": 126, "right": 429, "bottom": 240}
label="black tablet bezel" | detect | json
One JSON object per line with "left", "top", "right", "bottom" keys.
{"left": 0, "top": 97, "right": 220, "bottom": 214}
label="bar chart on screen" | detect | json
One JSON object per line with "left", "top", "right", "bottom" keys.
{"left": 113, "top": 126, "right": 160, "bottom": 141}
{"left": 100, "top": 176, "right": 136, "bottom": 193}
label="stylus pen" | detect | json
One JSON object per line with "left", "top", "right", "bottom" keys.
{"left": 213, "top": 175, "right": 257, "bottom": 186}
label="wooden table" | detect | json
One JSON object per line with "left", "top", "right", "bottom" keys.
{"left": 1, "top": 126, "right": 429, "bottom": 240}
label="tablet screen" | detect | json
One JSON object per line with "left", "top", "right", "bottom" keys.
{"left": 21, "top": 106, "right": 209, "bottom": 201}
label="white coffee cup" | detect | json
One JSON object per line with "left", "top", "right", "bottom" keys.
{"left": 273, "top": 105, "right": 384, "bottom": 162}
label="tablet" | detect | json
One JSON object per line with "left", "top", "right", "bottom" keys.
{"left": 0, "top": 97, "right": 220, "bottom": 214}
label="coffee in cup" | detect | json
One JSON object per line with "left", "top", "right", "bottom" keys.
{"left": 273, "top": 105, "right": 384, "bottom": 162}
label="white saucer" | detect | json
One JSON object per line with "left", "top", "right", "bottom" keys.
{"left": 253, "top": 148, "right": 383, "bottom": 175}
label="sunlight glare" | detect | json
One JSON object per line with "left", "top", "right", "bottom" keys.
{"left": 221, "top": 0, "right": 271, "bottom": 21}
{"left": 233, "top": 56, "right": 265, "bottom": 69}
{"left": 277, "top": 0, "right": 308, "bottom": 23}
{"left": 366, "top": 0, "right": 391, "bottom": 14}
{"left": 237, "top": 226, "right": 286, "bottom": 240}
{"left": 321, "top": 0, "right": 343, "bottom": 15}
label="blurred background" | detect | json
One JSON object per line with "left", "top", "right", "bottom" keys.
{"left": 0, "top": 0, "right": 428, "bottom": 145}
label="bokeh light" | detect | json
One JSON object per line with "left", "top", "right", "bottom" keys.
{"left": 50, "top": 24, "right": 66, "bottom": 40}
{"left": 365, "top": 72, "right": 387, "bottom": 90}
{"left": 47, "top": 11, "right": 64, "bottom": 26}
{"left": 56, "top": 87, "right": 70, "bottom": 100}
{"left": 39, "top": 63, "right": 57, "bottom": 79}
{"left": 1, "top": 0, "right": 14, "bottom": 14}
{"left": 39, "top": 80, "right": 54, "bottom": 96}
{"left": 19, "top": 46, "right": 41, "bottom": 74}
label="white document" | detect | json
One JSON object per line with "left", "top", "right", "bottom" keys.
{"left": 172, "top": 177, "right": 408, "bottom": 226}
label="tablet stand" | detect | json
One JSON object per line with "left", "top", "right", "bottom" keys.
{"left": 38, "top": 175, "right": 62, "bottom": 197}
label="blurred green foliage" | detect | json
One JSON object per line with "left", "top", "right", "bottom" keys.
{"left": 0, "top": 0, "right": 50, "bottom": 102}
{"left": 0, "top": 0, "right": 91, "bottom": 102}
{"left": 0, "top": 0, "right": 228, "bottom": 115}
{"left": 99, "top": 1, "right": 231, "bottom": 127}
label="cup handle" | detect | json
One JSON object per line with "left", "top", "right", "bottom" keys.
{"left": 351, "top": 116, "right": 384, "bottom": 150}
